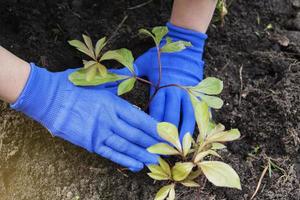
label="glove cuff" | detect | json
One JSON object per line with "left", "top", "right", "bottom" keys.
{"left": 166, "top": 22, "right": 208, "bottom": 49}
{"left": 11, "top": 63, "right": 40, "bottom": 110}
{"left": 10, "top": 63, "right": 62, "bottom": 131}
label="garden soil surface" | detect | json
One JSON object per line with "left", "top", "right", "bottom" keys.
{"left": 0, "top": 0, "right": 300, "bottom": 199}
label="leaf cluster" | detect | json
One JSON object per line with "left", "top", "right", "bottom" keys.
{"left": 147, "top": 116, "right": 241, "bottom": 199}
{"left": 68, "top": 35, "right": 137, "bottom": 95}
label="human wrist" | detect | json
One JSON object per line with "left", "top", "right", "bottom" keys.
{"left": 170, "top": 0, "right": 217, "bottom": 33}
{"left": 0, "top": 47, "right": 31, "bottom": 103}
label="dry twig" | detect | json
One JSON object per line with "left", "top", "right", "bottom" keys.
{"left": 250, "top": 163, "right": 268, "bottom": 200}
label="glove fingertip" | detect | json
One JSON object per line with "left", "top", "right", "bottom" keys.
{"left": 129, "top": 165, "right": 143, "bottom": 172}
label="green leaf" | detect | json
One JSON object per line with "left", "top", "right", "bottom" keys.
{"left": 82, "top": 34, "right": 94, "bottom": 52}
{"left": 198, "top": 161, "right": 241, "bottom": 189}
{"left": 207, "top": 120, "right": 217, "bottom": 134}
{"left": 211, "top": 143, "right": 227, "bottom": 150}
{"left": 166, "top": 37, "right": 172, "bottom": 44}
{"left": 181, "top": 180, "right": 200, "bottom": 187}
{"left": 152, "top": 26, "right": 168, "bottom": 45}
{"left": 68, "top": 40, "right": 95, "bottom": 59}
{"left": 167, "top": 186, "right": 175, "bottom": 200}
{"left": 194, "top": 101, "right": 210, "bottom": 144}
{"left": 192, "top": 77, "right": 223, "bottom": 95}
{"left": 182, "top": 133, "right": 193, "bottom": 157}
{"left": 100, "top": 48, "right": 135, "bottom": 73}
{"left": 206, "top": 129, "right": 240, "bottom": 144}
{"left": 159, "top": 158, "right": 171, "bottom": 177}
{"left": 95, "top": 37, "right": 106, "bottom": 58}
{"left": 157, "top": 122, "right": 182, "bottom": 151}
{"left": 208, "top": 123, "right": 225, "bottom": 135}
{"left": 147, "top": 172, "right": 170, "bottom": 181}
{"left": 83, "top": 60, "right": 97, "bottom": 69}
{"left": 199, "top": 94, "right": 224, "bottom": 109}
{"left": 96, "top": 63, "right": 108, "bottom": 77}
{"left": 82, "top": 34, "right": 96, "bottom": 60}
{"left": 186, "top": 169, "right": 202, "bottom": 180}
{"left": 147, "top": 143, "right": 180, "bottom": 155}
{"left": 154, "top": 184, "right": 174, "bottom": 200}
{"left": 194, "top": 150, "right": 221, "bottom": 163}
{"left": 138, "top": 28, "right": 156, "bottom": 41}
{"left": 189, "top": 93, "right": 201, "bottom": 108}
{"left": 69, "top": 69, "right": 127, "bottom": 86}
{"left": 161, "top": 41, "right": 192, "bottom": 53}
{"left": 171, "top": 162, "right": 194, "bottom": 181}
{"left": 117, "top": 78, "right": 136, "bottom": 96}
{"left": 148, "top": 165, "right": 168, "bottom": 177}
{"left": 86, "top": 65, "right": 97, "bottom": 82}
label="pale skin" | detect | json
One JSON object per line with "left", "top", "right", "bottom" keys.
{"left": 0, "top": 0, "right": 217, "bottom": 104}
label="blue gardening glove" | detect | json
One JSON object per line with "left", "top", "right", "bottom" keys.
{"left": 11, "top": 63, "right": 160, "bottom": 172}
{"left": 115, "top": 23, "right": 207, "bottom": 140}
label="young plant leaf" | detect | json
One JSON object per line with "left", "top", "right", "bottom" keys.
{"left": 192, "top": 77, "right": 223, "bottom": 95}
{"left": 166, "top": 37, "right": 172, "bottom": 44}
{"left": 194, "top": 150, "right": 221, "bottom": 163}
{"left": 167, "top": 186, "right": 175, "bottom": 200}
{"left": 68, "top": 40, "right": 95, "bottom": 59}
{"left": 208, "top": 123, "right": 225, "bottom": 135}
{"left": 206, "top": 129, "right": 240, "bottom": 144}
{"left": 69, "top": 69, "right": 127, "bottom": 86}
{"left": 207, "top": 120, "right": 217, "bottom": 134}
{"left": 117, "top": 78, "right": 136, "bottom": 96}
{"left": 96, "top": 63, "right": 108, "bottom": 77}
{"left": 95, "top": 37, "right": 106, "bottom": 59}
{"left": 152, "top": 26, "right": 168, "bottom": 46}
{"left": 171, "top": 162, "right": 194, "bottom": 181}
{"left": 180, "top": 180, "right": 200, "bottom": 187}
{"left": 138, "top": 28, "right": 156, "bottom": 42}
{"left": 147, "top": 143, "right": 180, "bottom": 155}
{"left": 82, "top": 34, "right": 94, "bottom": 53}
{"left": 154, "top": 184, "right": 174, "bottom": 200}
{"left": 159, "top": 158, "right": 171, "bottom": 177}
{"left": 100, "top": 48, "right": 135, "bottom": 73}
{"left": 186, "top": 169, "right": 202, "bottom": 180}
{"left": 157, "top": 122, "right": 182, "bottom": 151}
{"left": 194, "top": 101, "right": 210, "bottom": 144}
{"left": 86, "top": 65, "right": 97, "bottom": 82}
{"left": 83, "top": 60, "right": 97, "bottom": 69}
{"left": 161, "top": 41, "right": 192, "bottom": 53}
{"left": 198, "top": 161, "right": 241, "bottom": 190}
{"left": 148, "top": 164, "right": 168, "bottom": 177}
{"left": 199, "top": 94, "right": 224, "bottom": 109}
{"left": 189, "top": 93, "right": 201, "bottom": 108}
{"left": 211, "top": 143, "right": 227, "bottom": 150}
{"left": 148, "top": 172, "right": 170, "bottom": 181}
{"left": 82, "top": 34, "right": 96, "bottom": 60}
{"left": 182, "top": 133, "right": 193, "bottom": 157}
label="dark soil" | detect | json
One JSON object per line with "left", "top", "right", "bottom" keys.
{"left": 0, "top": 0, "right": 300, "bottom": 199}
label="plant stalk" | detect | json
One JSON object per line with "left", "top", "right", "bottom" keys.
{"left": 156, "top": 46, "right": 162, "bottom": 88}
{"left": 135, "top": 76, "right": 153, "bottom": 86}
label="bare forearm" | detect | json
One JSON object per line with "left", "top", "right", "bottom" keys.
{"left": 170, "top": 0, "right": 218, "bottom": 33}
{"left": 0, "top": 46, "right": 30, "bottom": 103}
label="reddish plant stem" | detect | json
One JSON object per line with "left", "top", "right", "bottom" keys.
{"left": 135, "top": 76, "right": 153, "bottom": 86}
{"left": 145, "top": 83, "right": 188, "bottom": 110}
{"left": 158, "top": 83, "right": 187, "bottom": 91}
{"left": 156, "top": 46, "right": 162, "bottom": 89}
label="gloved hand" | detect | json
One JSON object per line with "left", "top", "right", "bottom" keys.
{"left": 115, "top": 23, "right": 207, "bottom": 140}
{"left": 11, "top": 63, "right": 160, "bottom": 172}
